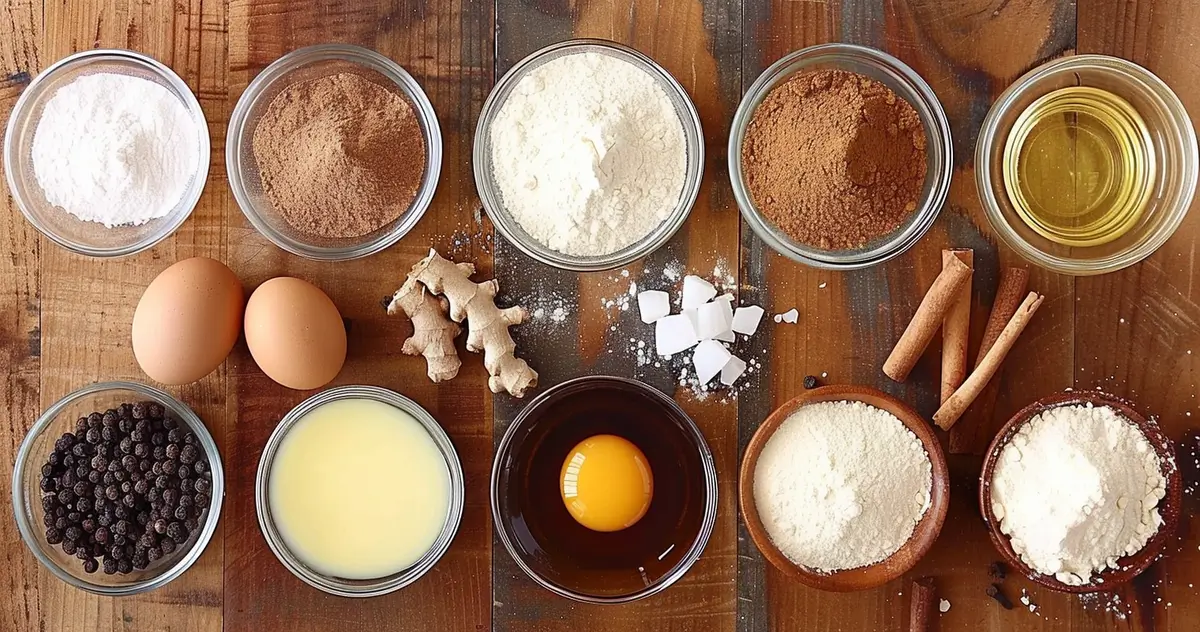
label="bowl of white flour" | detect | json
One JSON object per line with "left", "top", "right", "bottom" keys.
{"left": 980, "top": 392, "right": 1181, "bottom": 593}
{"left": 474, "top": 39, "right": 703, "bottom": 271}
{"left": 739, "top": 385, "right": 950, "bottom": 591}
{"left": 4, "top": 49, "right": 209, "bottom": 257}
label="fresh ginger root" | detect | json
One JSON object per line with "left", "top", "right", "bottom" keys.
{"left": 386, "top": 274, "right": 462, "bottom": 383}
{"left": 409, "top": 249, "right": 538, "bottom": 397}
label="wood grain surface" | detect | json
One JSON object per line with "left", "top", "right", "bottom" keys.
{"left": 0, "top": 0, "right": 1198, "bottom": 631}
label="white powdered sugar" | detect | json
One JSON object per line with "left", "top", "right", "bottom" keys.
{"left": 489, "top": 51, "right": 687, "bottom": 256}
{"left": 991, "top": 403, "right": 1166, "bottom": 586}
{"left": 32, "top": 73, "right": 201, "bottom": 227}
{"left": 753, "top": 401, "right": 932, "bottom": 572}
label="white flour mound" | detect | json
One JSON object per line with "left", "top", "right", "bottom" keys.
{"left": 489, "top": 51, "right": 687, "bottom": 257}
{"left": 753, "top": 400, "right": 932, "bottom": 572}
{"left": 991, "top": 403, "right": 1165, "bottom": 586}
{"left": 32, "top": 73, "right": 201, "bottom": 227}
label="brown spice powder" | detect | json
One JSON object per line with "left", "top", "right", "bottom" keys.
{"left": 252, "top": 72, "right": 426, "bottom": 239}
{"left": 741, "top": 69, "right": 928, "bottom": 250}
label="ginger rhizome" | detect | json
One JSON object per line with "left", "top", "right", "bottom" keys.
{"left": 408, "top": 249, "right": 538, "bottom": 397}
{"left": 386, "top": 275, "right": 462, "bottom": 383}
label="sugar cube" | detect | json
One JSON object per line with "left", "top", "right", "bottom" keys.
{"left": 637, "top": 290, "right": 670, "bottom": 324}
{"left": 655, "top": 313, "right": 699, "bottom": 356}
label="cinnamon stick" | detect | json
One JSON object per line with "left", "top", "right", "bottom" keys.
{"left": 940, "top": 249, "right": 973, "bottom": 404}
{"left": 975, "top": 267, "right": 1028, "bottom": 368}
{"left": 909, "top": 577, "right": 936, "bottom": 632}
{"left": 934, "top": 292, "right": 1045, "bottom": 430}
{"left": 884, "top": 255, "right": 973, "bottom": 382}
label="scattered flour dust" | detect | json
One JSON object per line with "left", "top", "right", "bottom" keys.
{"left": 753, "top": 401, "right": 932, "bottom": 572}
{"left": 990, "top": 403, "right": 1166, "bottom": 586}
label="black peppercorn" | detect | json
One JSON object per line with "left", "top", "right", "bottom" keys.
{"left": 81, "top": 518, "right": 96, "bottom": 533}
{"left": 76, "top": 498, "right": 92, "bottom": 514}
{"left": 165, "top": 522, "right": 187, "bottom": 543}
{"left": 152, "top": 446, "right": 166, "bottom": 461}
{"left": 193, "top": 460, "right": 206, "bottom": 474}
{"left": 94, "top": 526, "right": 110, "bottom": 543}
{"left": 116, "top": 559, "right": 132, "bottom": 574}
{"left": 160, "top": 538, "right": 176, "bottom": 554}
{"left": 803, "top": 375, "right": 819, "bottom": 389}
{"left": 114, "top": 520, "right": 130, "bottom": 536}
{"left": 83, "top": 557, "right": 99, "bottom": 574}
{"left": 85, "top": 428, "right": 101, "bottom": 445}
{"left": 179, "top": 444, "right": 198, "bottom": 464}
{"left": 174, "top": 505, "right": 189, "bottom": 521}
{"left": 61, "top": 539, "right": 77, "bottom": 556}
{"left": 147, "top": 546, "right": 162, "bottom": 562}
{"left": 45, "top": 527, "right": 62, "bottom": 544}
{"left": 102, "top": 558, "right": 117, "bottom": 574}
{"left": 161, "top": 460, "right": 177, "bottom": 476}
{"left": 194, "top": 479, "right": 211, "bottom": 495}
{"left": 88, "top": 470, "right": 102, "bottom": 484}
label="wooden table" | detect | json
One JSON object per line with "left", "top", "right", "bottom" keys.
{"left": 2, "top": 0, "right": 1199, "bottom": 630}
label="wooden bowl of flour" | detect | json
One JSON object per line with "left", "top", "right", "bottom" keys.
{"left": 979, "top": 391, "right": 1182, "bottom": 593}
{"left": 739, "top": 385, "right": 950, "bottom": 592}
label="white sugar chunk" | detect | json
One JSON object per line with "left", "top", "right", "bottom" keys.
{"left": 732, "top": 305, "right": 765, "bottom": 336}
{"left": 682, "top": 275, "right": 717, "bottom": 309}
{"left": 714, "top": 293, "right": 735, "bottom": 302}
{"left": 693, "top": 340, "right": 732, "bottom": 383}
{"left": 720, "top": 355, "right": 747, "bottom": 386}
{"left": 655, "top": 313, "right": 699, "bottom": 356}
{"left": 779, "top": 308, "right": 799, "bottom": 324}
{"left": 637, "top": 290, "right": 671, "bottom": 324}
{"left": 695, "top": 300, "right": 734, "bottom": 341}
{"left": 716, "top": 329, "right": 736, "bottom": 343}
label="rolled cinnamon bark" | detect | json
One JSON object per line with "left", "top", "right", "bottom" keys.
{"left": 975, "top": 267, "right": 1029, "bottom": 368}
{"left": 909, "top": 577, "right": 936, "bottom": 632}
{"left": 934, "top": 292, "right": 1045, "bottom": 430}
{"left": 940, "top": 249, "right": 973, "bottom": 404}
{"left": 884, "top": 255, "right": 973, "bottom": 382}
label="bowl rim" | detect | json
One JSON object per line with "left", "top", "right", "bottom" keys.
{"left": 490, "top": 375, "right": 718, "bottom": 604}
{"left": 978, "top": 390, "right": 1182, "bottom": 593}
{"left": 728, "top": 43, "right": 953, "bottom": 270}
{"left": 3, "top": 48, "right": 211, "bottom": 258}
{"left": 226, "top": 43, "right": 443, "bottom": 261}
{"left": 254, "top": 384, "right": 465, "bottom": 598}
{"left": 11, "top": 380, "right": 225, "bottom": 595}
{"left": 738, "top": 384, "right": 950, "bottom": 591}
{"left": 473, "top": 38, "right": 705, "bottom": 272}
{"left": 974, "top": 53, "right": 1198, "bottom": 276}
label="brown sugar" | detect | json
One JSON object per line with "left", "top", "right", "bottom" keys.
{"left": 252, "top": 72, "right": 426, "bottom": 239}
{"left": 741, "top": 69, "right": 928, "bottom": 250}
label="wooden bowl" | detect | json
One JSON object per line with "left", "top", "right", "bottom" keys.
{"left": 739, "top": 385, "right": 950, "bottom": 592}
{"left": 979, "top": 391, "right": 1182, "bottom": 593}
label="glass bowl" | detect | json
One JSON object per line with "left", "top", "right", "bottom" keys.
{"left": 3, "top": 49, "right": 210, "bottom": 257}
{"left": 255, "top": 385, "right": 464, "bottom": 597}
{"left": 11, "top": 381, "right": 224, "bottom": 595}
{"left": 473, "top": 39, "right": 705, "bottom": 272}
{"left": 729, "top": 44, "right": 953, "bottom": 270}
{"left": 227, "top": 44, "right": 442, "bottom": 261}
{"left": 491, "top": 376, "right": 718, "bottom": 603}
{"left": 976, "top": 55, "right": 1197, "bottom": 275}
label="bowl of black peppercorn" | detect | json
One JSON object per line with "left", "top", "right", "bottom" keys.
{"left": 11, "top": 381, "right": 224, "bottom": 595}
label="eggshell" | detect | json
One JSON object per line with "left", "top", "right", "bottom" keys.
{"left": 244, "top": 277, "right": 347, "bottom": 390}
{"left": 132, "top": 257, "right": 244, "bottom": 385}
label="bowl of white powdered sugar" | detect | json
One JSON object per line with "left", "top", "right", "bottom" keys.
{"left": 4, "top": 49, "right": 209, "bottom": 257}
{"left": 980, "top": 391, "right": 1181, "bottom": 593}
{"left": 474, "top": 39, "right": 704, "bottom": 272}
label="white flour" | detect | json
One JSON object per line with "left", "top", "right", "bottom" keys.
{"left": 753, "top": 401, "right": 932, "bottom": 572}
{"left": 991, "top": 403, "right": 1166, "bottom": 586}
{"left": 489, "top": 52, "right": 687, "bottom": 256}
{"left": 32, "top": 73, "right": 201, "bottom": 227}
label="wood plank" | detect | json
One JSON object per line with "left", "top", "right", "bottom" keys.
{"left": 1077, "top": 1, "right": 1200, "bottom": 629}
{"left": 222, "top": 1, "right": 494, "bottom": 631}
{"left": 491, "top": 0, "right": 741, "bottom": 630}
{"left": 738, "top": 0, "right": 1080, "bottom": 630}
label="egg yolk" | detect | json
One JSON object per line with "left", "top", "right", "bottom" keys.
{"left": 560, "top": 434, "right": 654, "bottom": 532}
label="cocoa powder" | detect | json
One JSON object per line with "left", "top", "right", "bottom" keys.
{"left": 741, "top": 69, "right": 928, "bottom": 250}
{"left": 252, "top": 72, "right": 426, "bottom": 239}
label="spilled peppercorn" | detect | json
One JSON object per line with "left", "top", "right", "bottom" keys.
{"left": 36, "top": 402, "right": 213, "bottom": 575}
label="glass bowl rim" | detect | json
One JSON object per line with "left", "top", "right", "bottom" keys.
{"left": 254, "top": 384, "right": 466, "bottom": 598}
{"left": 490, "top": 375, "right": 719, "bottom": 604}
{"left": 728, "top": 42, "right": 954, "bottom": 270}
{"left": 3, "top": 48, "right": 211, "bottom": 258}
{"left": 472, "top": 38, "right": 705, "bottom": 272}
{"left": 226, "top": 43, "right": 443, "bottom": 262}
{"left": 974, "top": 53, "right": 1198, "bottom": 275}
{"left": 11, "top": 380, "right": 225, "bottom": 595}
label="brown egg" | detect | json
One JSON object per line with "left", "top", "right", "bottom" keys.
{"left": 132, "top": 257, "right": 244, "bottom": 385}
{"left": 244, "top": 277, "right": 347, "bottom": 390}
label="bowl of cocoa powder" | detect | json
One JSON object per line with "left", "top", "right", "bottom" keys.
{"left": 730, "top": 44, "right": 952, "bottom": 270}
{"left": 227, "top": 44, "right": 441, "bottom": 261}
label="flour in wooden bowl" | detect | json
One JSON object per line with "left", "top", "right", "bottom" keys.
{"left": 752, "top": 400, "right": 932, "bottom": 572}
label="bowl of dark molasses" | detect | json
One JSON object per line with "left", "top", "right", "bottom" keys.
{"left": 491, "top": 376, "right": 717, "bottom": 603}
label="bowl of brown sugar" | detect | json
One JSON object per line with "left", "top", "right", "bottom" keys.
{"left": 730, "top": 44, "right": 952, "bottom": 270}
{"left": 227, "top": 44, "right": 441, "bottom": 261}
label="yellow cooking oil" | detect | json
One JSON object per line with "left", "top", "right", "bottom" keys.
{"left": 1002, "top": 86, "right": 1155, "bottom": 247}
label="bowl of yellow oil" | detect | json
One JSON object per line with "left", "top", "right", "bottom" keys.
{"left": 977, "top": 55, "right": 1196, "bottom": 275}
{"left": 491, "top": 376, "right": 717, "bottom": 603}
